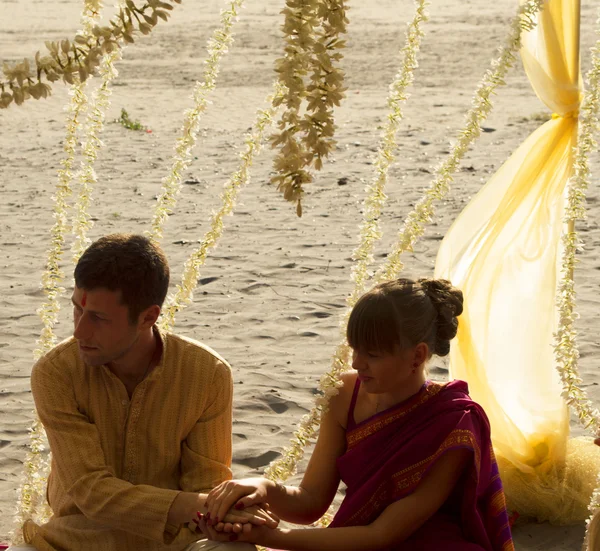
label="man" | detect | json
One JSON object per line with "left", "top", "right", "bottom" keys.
{"left": 16, "top": 234, "right": 272, "bottom": 551}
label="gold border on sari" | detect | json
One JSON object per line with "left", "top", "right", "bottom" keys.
{"left": 347, "top": 383, "right": 444, "bottom": 450}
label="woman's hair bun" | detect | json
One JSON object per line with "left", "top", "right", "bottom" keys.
{"left": 417, "top": 278, "right": 464, "bottom": 356}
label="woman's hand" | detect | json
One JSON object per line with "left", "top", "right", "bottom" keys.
{"left": 205, "top": 478, "right": 272, "bottom": 524}
{"left": 197, "top": 513, "right": 275, "bottom": 545}
{"left": 220, "top": 504, "right": 279, "bottom": 529}
{"left": 193, "top": 504, "right": 279, "bottom": 534}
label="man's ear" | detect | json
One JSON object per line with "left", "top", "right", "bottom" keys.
{"left": 139, "top": 305, "right": 161, "bottom": 329}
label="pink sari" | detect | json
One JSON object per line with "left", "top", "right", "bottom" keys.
{"left": 329, "top": 379, "right": 514, "bottom": 551}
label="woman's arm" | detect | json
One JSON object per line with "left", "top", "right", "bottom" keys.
{"left": 202, "top": 446, "right": 472, "bottom": 551}
{"left": 280, "top": 387, "right": 348, "bottom": 524}
{"left": 205, "top": 375, "right": 353, "bottom": 525}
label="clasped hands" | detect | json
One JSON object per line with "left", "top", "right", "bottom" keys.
{"left": 194, "top": 478, "right": 278, "bottom": 544}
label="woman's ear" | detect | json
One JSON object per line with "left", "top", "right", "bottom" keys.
{"left": 414, "top": 342, "right": 429, "bottom": 366}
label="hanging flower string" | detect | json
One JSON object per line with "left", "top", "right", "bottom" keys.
{"left": 34, "top": 0, "right": 103, "bottom": 354}
{"left": 270, "top": 0, "right": 347, "bottom": 215}
{"left": 148, "top": 0, "right": 246, "bottom": 243}
{"left": 264, "top": 0, "right": 430, "bottom": 483}
{"left": 549, "top": 12, "right": 600, "bottom": 549}
{"left": 375, "top": 0, "right": 545, "bottom": 283}
{"left": 158, "top": 83, "right": 284, "bottom": 332}
{"left": 22, "top": 76, "right": 88, "bottom": 544}
{"left": 554, "top": 16, "right": 600, "bottom": 442}
{"left": 11, "top": 2, "right": 256, "bottom": 538}
{"left": 0, "top": 0, "right": 181, "bottom": 109}
{"left": 71, "top": 47, "right": 123, "bottom": 261}
{"left": 34, "top": 86, "right": 87, "bottom": 359}
{"left": 9, "top": 2, "right": 109, "bottom": 543}
{"left": 9, "top": 417, "right": 50, "bottom": 546}
{"left": 349, "top": 0, "right": 429, "bottom": 307}
{"left": 264, "top": 0, "right": 545, "bottom": 486}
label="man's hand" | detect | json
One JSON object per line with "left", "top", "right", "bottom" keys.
{"left": 220, "top": 504, "right": 279, "bottom": 529}
{"left": 197, "top": 513, "right": 275, "bottom": 545}
{"left": 194, "top": 504, "right": 279, "bottom": 534}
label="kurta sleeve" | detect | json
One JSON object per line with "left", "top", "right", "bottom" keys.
{"left": 179, "top": 359, "right": 233, "bottom": 492}
{"left": 31, "top": 356, "right": 181, "bottom": 544}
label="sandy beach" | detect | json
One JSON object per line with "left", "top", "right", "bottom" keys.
{"left": 1, "top": 0, "right": 600, "bottom": 548}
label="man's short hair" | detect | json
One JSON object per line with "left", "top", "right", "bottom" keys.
{"left": 74, "top": 234, "right": 170, "bottom": 323}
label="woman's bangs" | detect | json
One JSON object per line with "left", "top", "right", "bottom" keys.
{"left": 347, "top": 294, "right": 399, "bottom": 354}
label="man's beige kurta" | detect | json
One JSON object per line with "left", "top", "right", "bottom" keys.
{"left": 25, "top": 329, "right": 233, "bottom": 551}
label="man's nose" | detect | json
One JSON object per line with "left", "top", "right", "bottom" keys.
{"left": 73, "top": 314, "right": 91, "bottom": 340}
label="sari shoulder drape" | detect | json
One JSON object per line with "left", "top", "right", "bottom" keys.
{"left": 330, "top": 380, "right": 514, "bottom": 551}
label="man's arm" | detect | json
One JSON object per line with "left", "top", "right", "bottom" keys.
{"left": 179, "top": 359, "right": 233, "bottom": 493}
{"left": 31, "top": 356, "right": 189, "bottom": 544}
{"left": 169, "top": 359, "right": 233, "bottom": 527}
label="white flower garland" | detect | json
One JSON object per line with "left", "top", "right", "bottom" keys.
{"left": 148, "top": 0, "right": 246, "bottom": 243}
{"left": 71, "top": 46, "right": 122, "bottom": 262}
{"left": 264, "top": 0, "right": 545, "bottom": 486}
{"left": 375, "top": 0, "right": 544, "bottom": 283}
{"left": 14, "top": 3, "right": 600, "bottom": 549}
{"left": 10, "top": 3, "right": 107, "bottom": 542}
{"left": 264, "top": 0, "right": 432, "bottom": 482}
{"left": 159, "top": 83, "right": 284, "bottom": 331}
{"left": 550, "top": 11, "right": 600, "bottom": 549}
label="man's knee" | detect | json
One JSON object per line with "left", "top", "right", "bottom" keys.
{"left": 185, "top": 540, "right": 257, "bottom": 551}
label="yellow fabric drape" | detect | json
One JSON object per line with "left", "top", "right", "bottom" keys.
{"left": 435, "top": 0, "right": 600, "bottom": 523}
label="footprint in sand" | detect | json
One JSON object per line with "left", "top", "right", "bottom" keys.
{"left": 240, "top": 282, "right": 270, "bottom": 294}
{"left": 307, "top": 311, "right": 332, "bottom": 319}
{"left": 198, "top": 277, "right": 219, "bottom": 285}
{"left": 266, "top": 398, "right": 292, "bottom": 415}
{"left": 235, "top": 450, "right": 281, "bottom": 469}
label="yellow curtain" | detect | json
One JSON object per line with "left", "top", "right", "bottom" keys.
{"left": 435, "top": 0, "right": 600, "bottom": 523}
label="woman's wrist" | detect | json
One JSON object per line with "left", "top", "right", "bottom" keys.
{"left": 264, "top": 478, "right": 283, "bottom": 500}
{"left": 260, "top": 526, "right": 290, "bottom": 547}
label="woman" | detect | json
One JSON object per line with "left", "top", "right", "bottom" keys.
{"left": 198, "top": 278, "right": 514, "bottom": 550}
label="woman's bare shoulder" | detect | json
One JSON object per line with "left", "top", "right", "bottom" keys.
{"left": 329, "top": 371, "right": 359, "bottom": 428}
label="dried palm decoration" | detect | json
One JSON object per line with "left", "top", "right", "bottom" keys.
{"left": 0, "top": 0, "right": 181, "bottom": 109}
{"left": 271, "top": 0, "right": 348, "bottom": 215}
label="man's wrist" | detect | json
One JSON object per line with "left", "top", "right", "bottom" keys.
{"left": 167, "top": 491, "right": 207, "bottom": 526}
